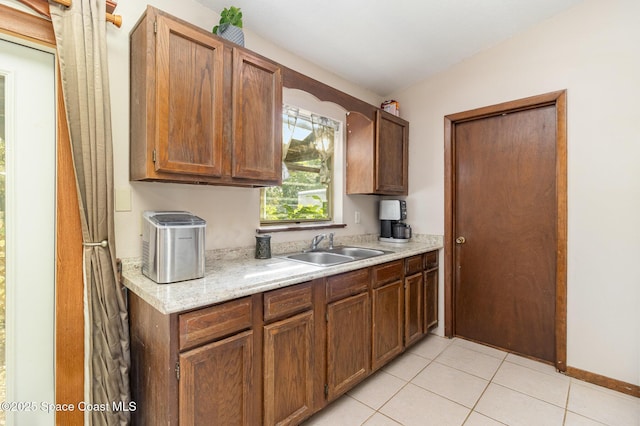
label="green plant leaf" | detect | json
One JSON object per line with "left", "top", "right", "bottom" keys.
{"left": 214, "top": 6, "right": 243, "bottom": 31}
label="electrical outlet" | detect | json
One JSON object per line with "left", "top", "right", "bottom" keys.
{"left": 355, "top": 211, "right": 361, "bottom": 224}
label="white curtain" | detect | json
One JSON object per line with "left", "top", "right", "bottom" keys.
{"left": 282, "top": 105, "right": 299, "bottom": 180}
{"left": 311, "top": 114, "right": 336, "bottom": 184}
{"left": 50, "top": 1, "right": 131, "bottom": 425}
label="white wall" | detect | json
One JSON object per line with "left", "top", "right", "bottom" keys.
{"left": 391, "top": 0, "right": 640, "bottom": 386}
{"left": 104, "top": 0, "right": 639, "bottom": 386}
{"left": 106, "top": 0, "right": 382, "bottom": 259}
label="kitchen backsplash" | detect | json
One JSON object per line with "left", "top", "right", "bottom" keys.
{"left": 119, "top": 233, "right": 443, "bottom": 267}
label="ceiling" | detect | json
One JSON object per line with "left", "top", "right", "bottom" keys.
{"left": 195, "top": 0, "right": 584, "bottom": 97}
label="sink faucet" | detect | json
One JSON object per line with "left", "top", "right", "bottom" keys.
{"left": 310, "top": 233, "right": 326, "bottom": 251}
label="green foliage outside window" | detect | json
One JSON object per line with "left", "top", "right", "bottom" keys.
{"left": 260, "top": 108, "right": 338, "bottom": 223}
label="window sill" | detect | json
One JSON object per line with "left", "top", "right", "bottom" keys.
{"left": 256, "top": 223, "right": 347, "bottom": 234}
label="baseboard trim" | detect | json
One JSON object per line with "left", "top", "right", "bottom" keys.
{"left": 566, "top": 366, "right": 640, "bottom": 398}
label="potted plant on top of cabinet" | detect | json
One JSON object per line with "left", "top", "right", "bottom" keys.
{"left": 212, "top": 6, "right": 244, "bottom": 46}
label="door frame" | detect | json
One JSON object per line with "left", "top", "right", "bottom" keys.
{"left": 443, "top": 90, "right": 567, "bottom": 371}
{"left": 1, "top": 4, "right": 85, "bottom": 425}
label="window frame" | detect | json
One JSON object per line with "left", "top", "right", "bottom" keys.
{"left": 260, "top": 105, "right": 340, "bottom": 225}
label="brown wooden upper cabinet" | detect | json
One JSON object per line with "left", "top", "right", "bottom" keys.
{"left": 346, "top": 109, "right": 409, "bottom": 195}
{"left": 130, "top": 6, "right": 282, "bottom": 186}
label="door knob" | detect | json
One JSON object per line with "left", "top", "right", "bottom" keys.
{"left": 455, "top": 236, "right": 466, "bottom": 244}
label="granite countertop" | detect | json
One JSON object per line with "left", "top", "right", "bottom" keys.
{"left": 120, "top": 234, "right": 443, "bottom": 315}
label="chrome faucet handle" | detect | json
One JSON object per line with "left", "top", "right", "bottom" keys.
{"left": 328, "top": 232, "right": 335, "bottom": 249}
{"left": 310, "top": 233, "right": 326, "bottom": 250}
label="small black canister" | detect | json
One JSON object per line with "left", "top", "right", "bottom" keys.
{"left": 255, "top": 235, "right": 271, "bottom": 259}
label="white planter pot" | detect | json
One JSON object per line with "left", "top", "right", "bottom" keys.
{"left": 216, "top": 23, "right": 245, "bottom": 46}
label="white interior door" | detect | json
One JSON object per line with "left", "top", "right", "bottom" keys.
{"left": 0, "top": 38, "right": 56, "bottom": 425}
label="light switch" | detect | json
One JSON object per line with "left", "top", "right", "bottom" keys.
{"left": 115, "top": 187, "right": 132, "bottom": 211}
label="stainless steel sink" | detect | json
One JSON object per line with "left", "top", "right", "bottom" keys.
{"left": 284, "top": 251, "right": 354, "bottom": 267}
{"left": 283, "top": 246, "right": 391, "bottom": 267}
{"left": 326, "top": 246, "right": 387, "bottom": 258}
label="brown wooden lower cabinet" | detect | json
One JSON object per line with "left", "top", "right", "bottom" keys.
{"left": 371, "top": 260, "right": 404, "bottom": 371}
{"left": 404, "top": 254, "right": 425, "bottom": 348}
{"left": 179, "top": 331, "right": 254, "bottom": 425}
{"left": 404, "top": 272, "right": 424, "bottom": 346}
{"left": 371, "top": 281, "right": 404, "bottom": 371}
{"left": 261, "top": 279, "right": 325, "bottom": 426}
{"left": 263, "top": 311, "right": 315, "bottom": 425}
{"left": 424, "top": 250, "right": 439, "bottom": 331}
{"left": 425, "top": 268, "right": 439, "bottom": 331}
{"left": 326, "top": 291, "right": 371, "bottom": 400}
{"left": 128, "top": 250, "right": 439, "bottom": 425}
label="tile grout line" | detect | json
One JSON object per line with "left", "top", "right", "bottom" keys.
{"left": 451, "top": 340, "right": 583, "bottom": 412}
{"left": 489, "top": 366, "right": 571, "bottom": 409}
{"left": 461, "top": 354, "right": 510, "bottom": 425}
{"left": 406, "top": 338, "right": 506, "bottom": 424}
{"left": 563, "top": 378, "right": 625, "bottom": 426}
{"left": 370, "top": 379, "right": 412, "bottom": 425}
{"left": 488, "top": 381, "right": 570, "bottom": 412}
{"left": 569, "top": 376, "right": 640, "bottom": 402}
{"left": 348, "top": 350, "right": 439, "bottom": 424}
{"left": 348, "top": 337, "right": 637, "bottom": 426}
{"left": 562, "top": 380, "right": 572, "bottom": 425}
{"left": 426, "top": 341, "right": 507, "bottom": 381}
{"left": 364, "top": 339, "right": 455, "bottom": 425}
{"left": 403, "top": 342, "right": 501, "bottom": 425}
{"left": 422, "top": 339, "right": 589, "bottom": 424}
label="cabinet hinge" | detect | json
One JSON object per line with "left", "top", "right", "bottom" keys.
{"left": 325, "top": 312, "right": 329, "bottom": 322}
{"left": 175, "top": 361, "right": 180, "bottom": 381}
{"left": 324, "top": 384, "right": 329, "bottom": 397}
{"left": 152, "top": 149, "right": 156, "bottom": 163}
{"left": 153, "top": 20, "right": 158, "bottom": 34}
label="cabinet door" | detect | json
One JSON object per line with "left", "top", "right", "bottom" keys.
{"left": 405, "top": 272, "right": 424, "bottom": 347}
{"left": 372, "top": 280, "right": 404, "bottom": 371}
{"left": 179, "top": 331, "right": 254, "bottom": 426}
{"left": 375, "top": 110, "right": 408, "bottom": 194}
{"left": 425, "top": 269, "right": 439, "bottom": 331}
{"left": 326, "top": 292, "right": 370, "bottom": 400}
{"left": 345, "top": 111, "right": 375, "bottom": 194}
{"left": 264, "top": 311, "right": 314, "bottom": 426}
{"left": 232, "top": 49, "right": 282, "bottom": 183}
{"left": 155, "top": 14, "right": 225, "bottom": 177}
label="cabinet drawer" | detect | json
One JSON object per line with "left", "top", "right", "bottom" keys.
{"left": 326, "top": 268, "right": 370, "bottom": 303}
{"left": 425, "top": 251, "right": 439, "bottom": 270}
{"left": 264, "top": 282, "right": 313, "bottom": 323}
{"left": 405, "top": 255, "right": 424, "bottom": 276}
{"left": 372, "top": 260, "right": 404, "bottom": 288}
{"left": 179, "top": 297, "right": 252, "bottom": 351}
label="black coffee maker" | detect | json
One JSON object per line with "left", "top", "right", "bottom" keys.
{"left": 379, "top": 200, "right": 411, "bottom": 242}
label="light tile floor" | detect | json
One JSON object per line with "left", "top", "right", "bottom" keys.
{"left": 303, "top": 335, "right": 640, "bottom": 426}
